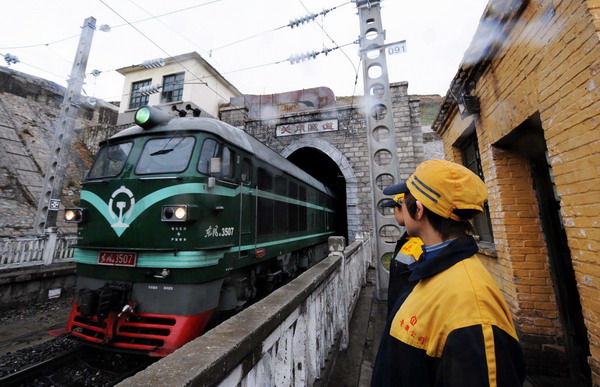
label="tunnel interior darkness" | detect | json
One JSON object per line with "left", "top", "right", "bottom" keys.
{"left": 287, "top": 147, "right": 348, "bottom": 241}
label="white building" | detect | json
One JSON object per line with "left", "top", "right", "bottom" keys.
{"left": 116, "top": 52, "right": 242, "bottom": 125}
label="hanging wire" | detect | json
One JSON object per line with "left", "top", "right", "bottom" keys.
{"left": 0, "top": 0, "right": 230, "bottom": 50}
{"left": 297, "top": 0, "right": 358, "bottom": 74}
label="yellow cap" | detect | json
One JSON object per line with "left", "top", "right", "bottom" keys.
{"left": 406, "top": 159, "right": 487, "bottom": 221}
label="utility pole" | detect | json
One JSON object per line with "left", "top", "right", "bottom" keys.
{"left": 355, "top": 0, "right": 401, "bottom": 300}
{"left": 34, "top": 16, "right": 97, "bottom": 234}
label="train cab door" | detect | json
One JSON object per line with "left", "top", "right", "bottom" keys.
{"left": 238, "top": 157, "right": 255, "bottom": 257}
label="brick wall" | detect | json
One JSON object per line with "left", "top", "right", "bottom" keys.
{"left": 435, "top": 0, "right": 600, "bottom": 382}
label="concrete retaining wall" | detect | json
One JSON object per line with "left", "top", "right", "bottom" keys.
{"left": 0, "top": 263, "right": 76, "bottom": 310}
{"left": 119, "top": 234, "right": 372, "bottom": 386}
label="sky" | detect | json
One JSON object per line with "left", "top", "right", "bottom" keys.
{"left": 0, "top": 0, "right": 489, "bottom": 104}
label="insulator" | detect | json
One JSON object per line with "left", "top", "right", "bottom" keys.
{"left": 141, "top": 58, "right": 165, "bottom": 69}
{"left": 4, "top": 53, "right": 19, "bottom": 65}
{"left": 138, "top": 84, "right": 162, "bottom": 96}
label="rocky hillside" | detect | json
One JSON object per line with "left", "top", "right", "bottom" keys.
{"left": 0, "top": 66, "right": 118, "bottom": 237}
{"left": 411, "top": 94, "right": 444, "bottom": 127}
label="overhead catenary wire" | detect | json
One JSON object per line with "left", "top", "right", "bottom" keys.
{"left": 1, "top": 1, "right": 350, "bottom": 60}
{"left": 202, "top": 1, "right": 351, "bottom": 56}
{"left": 298, "top": 0, "right": 358, "bottom": 74}
{"left": 0, "top": 0, "right": 230, "bottom": 50}
{"left": 89, "top": 36, "right": 359, "bottom": 103}
{"left": 97, "top": 1, "right": 220, "bottom": 94}
{"left": 97, "top": 0, "right": 267, "bottom": 117}
{"left": 3, "top": 0, "right": 358, "bottom": 100}
{"left": 4, "top": 1, "right": 363, "bottom": 105}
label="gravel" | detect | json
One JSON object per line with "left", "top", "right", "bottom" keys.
{"left": 0, "top": 336, "right": 79, "bottom": 377}
{"left": 0, "top": 298, "right": 71, "bottom": 324}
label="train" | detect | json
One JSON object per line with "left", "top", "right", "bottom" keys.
{"left": 64, "top": 105, "right": 338, "bottom": 356}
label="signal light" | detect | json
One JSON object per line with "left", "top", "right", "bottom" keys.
{"left": 64, "top": 208, "right": 84, "bottom": 223}
{"left": 134, "top": 105, "right": 174, "bottom": 130}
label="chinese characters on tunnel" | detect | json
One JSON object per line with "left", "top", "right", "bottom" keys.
{"left": 276, "top": 119, "right": 338, "bottom": 137}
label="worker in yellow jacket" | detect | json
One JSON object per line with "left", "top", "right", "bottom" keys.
{"left": 372, "top": 159, "right": 525, "bottom": 387}
{"left": 380, "top": 193, "right": 424, "bottom": 316}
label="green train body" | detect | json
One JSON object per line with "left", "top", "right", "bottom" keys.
{"left": 66, "top": 106, "right": 337, "bottom": 356}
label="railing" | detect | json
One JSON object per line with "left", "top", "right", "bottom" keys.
{"left": 119, "top": 233, "right": 373, "bottom": 387}
{"left": 0, "top": 232, "right": 76, "bottom": 269}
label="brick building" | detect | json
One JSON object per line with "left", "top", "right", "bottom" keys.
{"left": 432, "top": 0, "right": 599, "bottom": 384}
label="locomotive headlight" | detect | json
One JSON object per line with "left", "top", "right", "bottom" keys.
{"left": 175, "top": 207, "right": 187, "bottom": 220}
{"left": 64, "top": 208, "right": 84, "bottom": 223}
{"left": 161, "top": 205, "right": 196, "bottom": 222}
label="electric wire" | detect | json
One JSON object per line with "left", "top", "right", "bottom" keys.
{"left": 4, "top": 0, "right": 361, "bottom": 105}
{"left": 3, "top": 0, "right": 358, "bottom": 103}
{"left": 298, "top": 0, "right": 358, "bottom": 74}
{"left": 98, "top": 1, "right": 206, "bottom": 89}
{"left": 219, "top": 39, "right": 357, "bottom": 76}
{"left": 97, "top": 0, "right": 263, "bottom": 117}
{"left": 0, "top": 0, "right": 229, "bottom": 50}
{"left": 13, "top": 59, "right": 68, "bottom": 80}
{"left": 202, "top": 2, "right": 351, "bottom": 56}
{"left": 125, "top": 0, "right": 228, "bottom": 75}
{"left": 89, "top": 35, "right": 359, "bottom": 104}
{"left": 350, "top": 55, "right": 362, "bottom": 108}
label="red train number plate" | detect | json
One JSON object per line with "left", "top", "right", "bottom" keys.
{"left": 98, "top": 251, "right": 137, "bottom": 266}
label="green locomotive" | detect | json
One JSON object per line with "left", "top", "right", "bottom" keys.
{"left": 65, "top": 106, "right": 337, "bottom": 356}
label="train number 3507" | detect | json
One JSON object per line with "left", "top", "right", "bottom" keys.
{"left": 204, "top": 225, "right": 235, "bottom": 238}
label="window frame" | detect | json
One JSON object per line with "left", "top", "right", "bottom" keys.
{"left": 87, "top": 141, "right": 134, "bottom": 179}
{"left": 161, "top": 72, "right": 185, "bottom": 104}
{"left": 134, "top": 136, "right": 196, "bottom": 175}
{"left": 129, "top": 79, "right": 151, "bottom": 109}
{"left": 457, "top": 131, "right": 495, "bottom": 244}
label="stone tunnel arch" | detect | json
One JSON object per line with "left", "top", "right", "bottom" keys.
{"left": 281, "top": 138, "right": 360, "bottom": 243}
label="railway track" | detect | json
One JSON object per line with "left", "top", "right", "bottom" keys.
{"left": 0, "top": 344, "right": 156, "bottom": 386}
{"left": 0, "top": 345, "right": 85, "bottom": 386}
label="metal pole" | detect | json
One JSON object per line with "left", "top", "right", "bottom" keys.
{"left": 34, "top": 16, "right": 97, "bottom": 234}
{"left": 355, "top": 1, "right": 401, "bottom": 300}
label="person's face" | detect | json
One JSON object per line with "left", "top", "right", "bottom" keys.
{"left": 401, "top": 198, "right": 419, "bottom": 237}
{"left": 393, "top": 204, "right": 404, "bottom": 226}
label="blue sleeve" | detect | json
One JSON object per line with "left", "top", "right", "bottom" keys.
{"left": 438, "top": 325, "right": 525, "bottom": 387}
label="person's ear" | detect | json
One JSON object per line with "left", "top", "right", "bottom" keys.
{"left": 415, "top": 201, "right": 425, "bottom": 220}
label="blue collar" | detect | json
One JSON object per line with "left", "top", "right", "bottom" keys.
{"left": 421, "top": 239, "right": 456, "bottom": 261}
{"left": 408, "top": 236, "right": 479, "bottom": 281}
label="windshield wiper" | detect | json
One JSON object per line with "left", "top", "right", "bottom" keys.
{"left": 150, "top": 148, "right": 174, "bottom": 156}
{"left": 150, "top": 132, "right": 186, "bottom": 156}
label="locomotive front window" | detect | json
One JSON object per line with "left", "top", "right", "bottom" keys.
{"left": 135, "top": 136, "right": 195, "bottom": 174}
{"left": 198, "top": 138, "right": 221, "bottom": 175}
{"left": 241, "top": 158, "right": 251, "bottom": 183}
{"left": 222, "top": 147, "right": 236, "bottom": 179}
{"left": 88, "top": 142, "right": 133, "bottom": 179}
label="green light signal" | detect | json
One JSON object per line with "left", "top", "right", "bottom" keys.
{"left": 135, "top": 107, "right": 151, "bottom": 124}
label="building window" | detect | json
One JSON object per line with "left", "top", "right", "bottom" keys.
{"left": 458, "top": 132, "right": 494, "bottom": 244}
{"left": 129, "top": 79, "right": 151, "bottom": 109}
{"left": 161, "top": 72, "right": 185, "bottom": 103}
